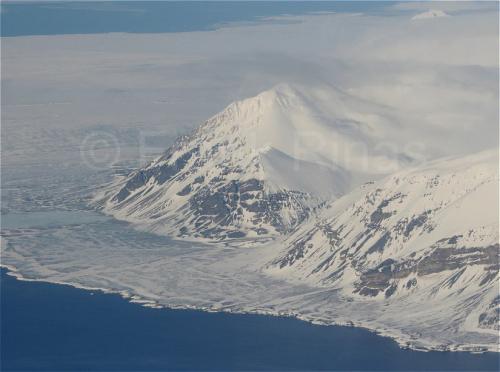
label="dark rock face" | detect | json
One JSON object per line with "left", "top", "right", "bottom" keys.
{"left": 354, "top": 243, "right": 499, "bottom": 297}
{"left": 367, "top": 193, "right": 404, "bottom": 227}
{"left": 277, "top": 228, "right": 317, "bottom": 269}
{"left": 417, "top": 245, "right": 498, "bottom": 276}
{"left": 113, "top": 146, "right": 199, "bottom": 203}
{"left": 404, "top": 210, "right": 432, "bottom": 237}
{"left": 479, "top": 296, "right": 500, "bottom": 330}
{"left": 406, "top": 278, "right": 417, "bottom": 289}
{"left": 193, "top": 176, "right": 205, "bottom": 184}
{"left": 190, "top": 186, "right": 231, "bottom": 220}
{"left": 188, "top": 178, "right": 312, "bottom": 239}
{"left": 177, "top": 184, "right": 192, "bottom": 196}
{"left": 366, "top": 232, "right": 391, "bottom": 255}
{"left": 355, "top": 258, "right": 413, "bottom": 297}
{"left": 226, "top": 230, "right": 246, "bottom": 239}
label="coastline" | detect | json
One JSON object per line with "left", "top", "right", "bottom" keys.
{"left": 2, "top": 263, "right": 498, "bottom": 355}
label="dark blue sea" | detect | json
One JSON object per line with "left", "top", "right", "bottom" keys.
{"left": 1, "top": 268, "right": 499, "bottom": 371}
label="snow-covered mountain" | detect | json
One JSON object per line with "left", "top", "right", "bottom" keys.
{"left": 96, "top": 82, "right": 499, "bottom": 341}
{"left": 98, "top": 84, "right": 409, "bottom": 240}
{"left": 267, "top": 149, "right": 499, "bottom": 338}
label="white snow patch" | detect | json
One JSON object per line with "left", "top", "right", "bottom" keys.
{"left": 412, "top": 10, "right": 450, "bottom": 20}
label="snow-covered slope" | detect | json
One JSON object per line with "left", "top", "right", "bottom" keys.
{"left": 97, "top": 84, "right": 408, "bottom": 240}
{"left": 267, "top": 149, "right": 499, "bottom": 340}
{"left": 412, "top": 10, "right": 450, "bottom": 20}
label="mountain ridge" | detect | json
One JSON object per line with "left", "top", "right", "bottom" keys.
{"left": 265, "top": 148, "right": 499, "bottom": 340}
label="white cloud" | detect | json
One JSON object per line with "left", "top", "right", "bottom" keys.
{"left": 392, "top": 1, "right": 497, "bottom": 13}
{"left": 2, "top": 8, "right": 498, "bottom": 166}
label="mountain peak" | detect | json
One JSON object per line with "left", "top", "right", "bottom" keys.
{"left": 99, "top": 84, "right": 349, "bottom": 241}
{"left": 208, "top": 83, "right": 303, "bottom": 130}
{"left": 98, "top": 83, "right": 457, "bottom": 241}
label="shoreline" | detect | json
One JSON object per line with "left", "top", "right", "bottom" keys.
{"left": 2, "top": 263, "right": 498, "bottom": 355}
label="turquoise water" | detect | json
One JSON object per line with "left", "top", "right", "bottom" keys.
{"left": 2, "top": 268, "right": 499, "bottom": 371}
{"left": 1, "top": 1, "right": 388, "bottom": 37}
{"left": 1, "top": 210, "right": 109, "bottom": 229}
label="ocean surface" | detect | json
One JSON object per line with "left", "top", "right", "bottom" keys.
{"left": 1, "top": 1, "right": 389, "bottom": 37}
{"left": 1, "top": 268, "right": 499, "bottom": 371}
